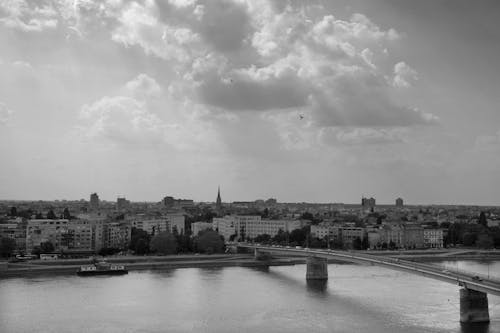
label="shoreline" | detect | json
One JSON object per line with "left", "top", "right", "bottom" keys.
{"left": 2, "top": 250, "right": 499, "bottom": 278}
{"left": 0, "top": 255, "right": 304, "bottom": 278}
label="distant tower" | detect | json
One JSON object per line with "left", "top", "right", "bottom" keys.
{"left": 396, "top": 197, "right": 404, "bottom": 208}
{"left": 216, "top": 186, "right": 222, "bottom": 216}
{"left": 90, "top": 193, "right": 99, "bottom": 211}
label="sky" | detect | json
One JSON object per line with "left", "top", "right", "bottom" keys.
{"left": 1, "top": 0, "right": 500, "bottom": 205}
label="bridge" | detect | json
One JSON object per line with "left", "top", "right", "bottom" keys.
{"left": 235, "top": 243, "right": 500, "bottom": 324}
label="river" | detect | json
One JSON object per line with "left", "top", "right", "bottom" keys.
{"left": 1, "top": 261, "right": 500, "bottom": 333}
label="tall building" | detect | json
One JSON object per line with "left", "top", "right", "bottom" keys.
{"left": 90, "top": 193, "right": 99, "bottom": 211}
{"left": 116, "top": 197, "right": 130, "bottom": 211}
{"left": 361, "top": 197, "right": 376, "bottom": 212}
{"left": 216, "top": 186, "right": 222, "bottom": 216}
{"left": 396, "top": 197, "right": 404, "bottom": 208}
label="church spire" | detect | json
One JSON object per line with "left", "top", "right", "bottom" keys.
{"left": 216, "top": 186, "right": 222, "bottom": 215}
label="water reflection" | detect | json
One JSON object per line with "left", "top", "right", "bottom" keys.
{"left": 460, "top": 322, "right": 491, "bottom": 333}
{"left": 306, "top": 279, "right": 328, "bottom": 293}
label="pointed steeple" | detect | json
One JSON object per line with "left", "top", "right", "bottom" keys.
{"left": 216, "top": 186, "right": 222, "bottom": 215}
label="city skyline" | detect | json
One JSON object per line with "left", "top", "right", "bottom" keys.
{"left": 1, "top": 0, "right": 500, "bottom": 205}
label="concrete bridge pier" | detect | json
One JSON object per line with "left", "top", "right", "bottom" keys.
{"left": 459, "top": 288, "right": 490, "bottom": 323}
{"left": 254, "top": 249, "right": 272, "bottom": 261}
{"left": 306, "top": 256, "right": 328, "bottom": 280}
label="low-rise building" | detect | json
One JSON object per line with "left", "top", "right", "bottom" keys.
{"left": 167, "top": 213, "right": 186, "bottom": 234}
{"left": 423, "top": 228, "right": 443, "bottom": 248}
{"left": 129, "top": 217, "right": 169, "bottom": 236}
{"left": 213, "top": 215, "right": 303, "bottom": 241}
{"left": 191, "top": 221, "right": 213, "bottom": 236}
{"left": 104, "top": 222, "right": 131, "bottom": 249}
{"left": 0, "top": 221, "right": 27, "bottom": 253}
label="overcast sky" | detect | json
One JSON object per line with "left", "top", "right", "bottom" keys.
{"left": 1, "top": 0, "right": 500, "bottom": 205}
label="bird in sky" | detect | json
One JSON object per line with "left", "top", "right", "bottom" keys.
{"left": 299, "top": 114, "right": 304, "bottom": 120}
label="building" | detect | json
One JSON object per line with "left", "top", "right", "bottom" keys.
{"left": 396, "top": 197, "right": 404, "bottom": 208}
{"left": 212, "top": 216, "right": 236, "bottom": 241}
{"left": 116, "top": 197, "right": 130, "bottom": 211}
{"left": 402, "top": 224, "right": 424, "bottom": 249}
{"left": 423, "top": 228, "right": 444, "bottom": 248}
{"left": 341, "top": 226, "right": 366, "bottom": 248}
{"left": 89, "top": 193, "right": 99, "bottom": 211}
{"left": 361, "top": 197, "right": 376, "bottom": 212}
{"left": 0, "top": 221, "right": 27, "bottom": 253}
{"left": 167, "top": 213, "right": 186, "bottom": 234}
{"left": 162, "top": 196, "right": 194, "bottom": 209}
{"left": 212, "top": 215, "right": 303, "bottom": 241}
{"left": 104, "top": 222, "right": 131, "bottom": 249}
{"left": 26, "top": 219, "right": 97, "bottom": 253}
{"left": 216, "top": 186, "right": 222, "bottom": 216}
{"left": 379, "top": 223, "right": 404, "bottom": 248}
{"left": 310, "top": 223, "right": 340, "bottom": 240}
{"left": 129, "top": 218, "right": 169, "bottom": 236}
{"left": 192, "top": 221, "right": 213, "bottom": 236}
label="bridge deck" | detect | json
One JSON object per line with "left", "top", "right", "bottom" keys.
{"left": 237, "top": 244, "right": 500, "bottom": 297}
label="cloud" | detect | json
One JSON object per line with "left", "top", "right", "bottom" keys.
{"left": 475, "top": 130, "right": 500, "bottom": 152}
{"left": 392, "top": 61, "right": 418, "bottom": 88}
{"left": 0, "top": 0, "right": 58, "bottom": 31}
{"left": 78, "top": 95, "right": 167, "bottom": 146}
{"left": 77, "top": 73, "right": 219, "bottom": 151}
{"left": 310, "top": 70, "right": 437, "bottom": 127}
{"left": 125, "top": 73, "right": 161, "bottom": 98}
{"left": 78, "top": 74, "right": 167, "bottom": 146}
{"left": 8, "top": 1, "right": 434, "bottom": 131}
{"left": 319, "top": 127, "right": 407, "bottom": 145}
{"left": 0, "top": 102, "right": 14, "bottom": 125}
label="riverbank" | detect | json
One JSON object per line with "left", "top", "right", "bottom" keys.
{"left": 2, "top": 249, "right": 499, "bottom": 278}
{"left": 358, "top": 249, "right": 500, "bottom": 262}
{"left": 0, "top": 254, "right": 303, "bottom": 278}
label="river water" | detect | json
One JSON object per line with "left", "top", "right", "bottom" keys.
{"left": 1, "top": 261, "right": 500, "bottom": 333}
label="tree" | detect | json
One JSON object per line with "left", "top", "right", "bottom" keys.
{"left": 476, "top": 234, "right": 494, "bottom": 249}
{"left": 31, "top": 246, "right": 41, "bottom": 257}
{"left": 289, "top": 227, "right": 309, "bottom": 245}
{"left": 0, "top": 237, "right": 16, "bottom": 257}
{"left": 9, "top": 207, "right": 17, "bottom": 217}
{"left": 98, "top": 247, "right": 121, "bottom": 256}
{"left": 150, "top": 232, "right": 178, "bottom": 255}
{"left": 194, "top": 230, "right": 225, "bottom": 254}
{"left": 301, "top": 212, "right": 314, "bottom": 221}
{"left": 352, "top": 237, "right": 363, "bottom": 250}
{"left": 46, "top": 210, "right": 57, "bottom": 220}
{"left": 361, "top": 237, "right": 369, "bottom": 250}
{"left": 478, "top": 212, "right": 488, "bottom": 227}
{"left": 135, "top": 238, "right": 149, "bottom": 255}
{"left": 40, "top": 241, "right": 55, "bottom": 253}
{"left": 129, "top": 227, "right": 150, "bottom": 251}
{"left": 272, "top": 229, "right": 289, "bottom": 245}
{"left": 175, "top": 233, "right": 193, "bottom": 253}
{"left": 462, "top": 232, "right": 476, "bottom": 246}
{"left": 254, "top": 234, "right": 271, "bottom": 243}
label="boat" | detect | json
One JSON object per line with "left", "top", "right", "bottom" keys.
{"left": 77, "top": 260, "right": 128, "bottom": 276}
